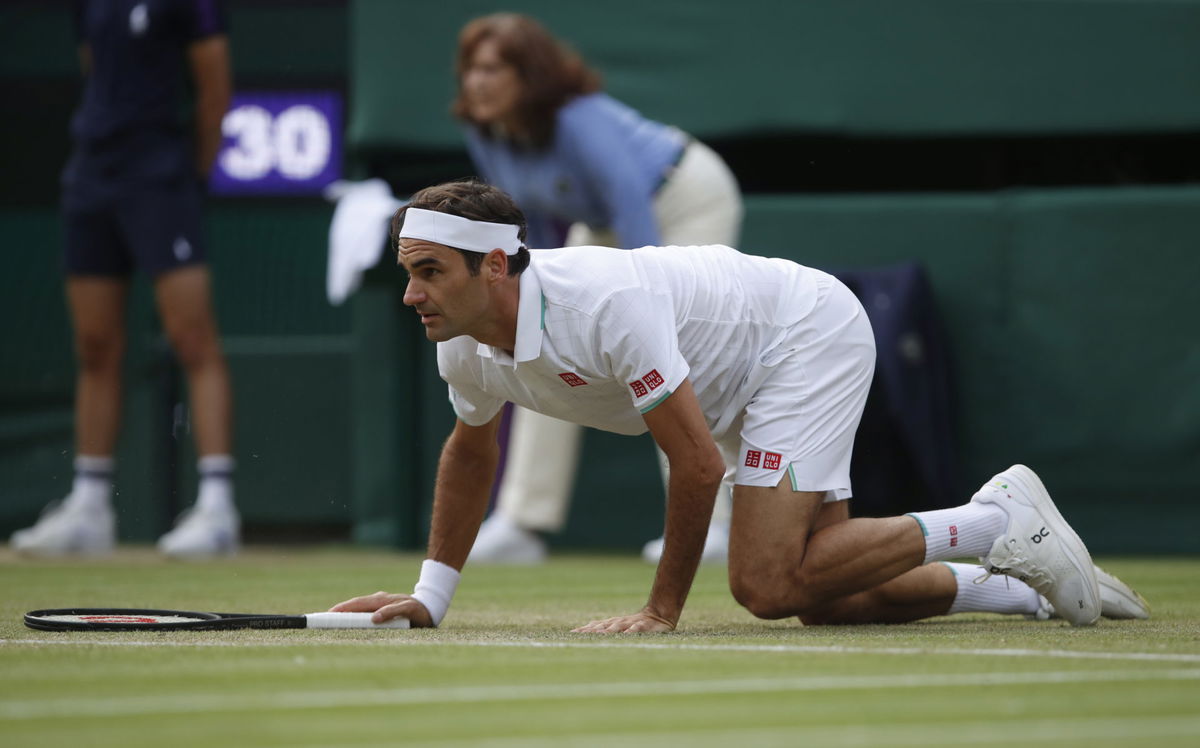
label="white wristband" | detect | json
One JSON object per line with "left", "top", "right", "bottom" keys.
{"left": 410, "top": 559, "right": 461, "bottom": 627}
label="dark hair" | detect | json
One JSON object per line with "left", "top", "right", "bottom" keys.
{"left": 452, "top": 13, "right": 602, "bottom": 147}
{"left": 390, "top": 179, "right": 530, "bottom": 276}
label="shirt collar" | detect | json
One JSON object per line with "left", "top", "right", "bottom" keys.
{"left": 475, "top": 262, "right": 544, "bottom": 366}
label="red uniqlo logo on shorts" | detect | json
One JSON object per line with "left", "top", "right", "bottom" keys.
{"left": 643, "top": 369, "right": 665, "bottom": 390}
{"left": 558, "top": 372, "right": 588, "bottom": 387}
{"left": 949, "top": 524, "right": 958, "bottom": 547}
{"left": 629, "top": 380, "right": 648, "bottom": 397}
{"left": 745, "top": 450, "right": 762, "bottom": 468}
{"left": 763, "top": 452, "right": 782, "bottom": 470}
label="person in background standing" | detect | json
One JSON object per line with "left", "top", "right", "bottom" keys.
{"left": 454, "top": 13, "right": 743, "bottom": 565}
{"left": 12, "top": 0, "right": 240, "bottom": 558}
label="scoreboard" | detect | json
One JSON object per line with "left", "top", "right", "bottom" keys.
{"left": 210, "top": 91, "right": 342, "bottom": 196}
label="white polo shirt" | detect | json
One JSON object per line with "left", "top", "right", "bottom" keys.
{"left": 437, "top": 244, "right": 824, "bottom": 442}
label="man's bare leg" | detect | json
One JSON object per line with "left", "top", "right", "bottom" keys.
{"left": 67, "top": 276, "right": 130, "bottom": 456}
{"left": 153, "top": 265, "right": 238, "bottom": 556}
{"left": 154, "top": 265, "right": 231, "bottom": 456}
{"left": 10, "top": 277, "right": 127, "bottom": 554}
{"left": 727, "top": 476, "right": 946, "bottom": 621}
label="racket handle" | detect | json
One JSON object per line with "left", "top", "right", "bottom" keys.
{"left": 303, "top": 612, "right": 411, "bottom": 629}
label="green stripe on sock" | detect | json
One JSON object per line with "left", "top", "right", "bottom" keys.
{"left": 907, "top": 513, "right": 929, "bottom": 536}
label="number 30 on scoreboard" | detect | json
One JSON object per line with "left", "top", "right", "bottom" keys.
{"left": 210, "top": 91, "right": 343, "bottom": 196}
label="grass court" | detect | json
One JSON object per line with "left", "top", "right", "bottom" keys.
{"left": 3, "top": 549, "right": 1198, "bottom": 746}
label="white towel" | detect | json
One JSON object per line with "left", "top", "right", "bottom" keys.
{"left": 324, "top": 179, "right": 405, "bottom": 305}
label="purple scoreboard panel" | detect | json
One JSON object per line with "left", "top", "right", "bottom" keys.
{"left": 210, "top": 91, "right": 342, "bottom": 196}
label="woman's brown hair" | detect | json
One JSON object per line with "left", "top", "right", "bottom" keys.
{"left": 452, "top": 13, "right": 602, "bottom": 148}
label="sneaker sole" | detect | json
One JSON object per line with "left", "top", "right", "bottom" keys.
{"left": 160, "top": 544, "right": 240, "bottom": 560}
{"left": 12, "top": 532, "right": 116, "bottom": 557}
{"left": 998, "top": 465, "right": 1101, "bottom": 626}
{"left": 1096, "top": 567, "right": 1151, "bottom": 620}
{"left": 13, "top": 542, "right": 115, "bottom": 558}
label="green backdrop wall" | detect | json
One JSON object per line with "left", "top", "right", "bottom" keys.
{"left": 350, "top": 0, "right": 1200, "bottom": 150}
{"left": 1, "top": 1, "right": 1197, "bottom": 554}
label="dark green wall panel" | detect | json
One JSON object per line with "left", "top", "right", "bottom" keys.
{"left": 4, "top": 188, "right": 1199, "bottom": 552}
{"left": 350, "top": 0, "right": 1200, "bottom": 149}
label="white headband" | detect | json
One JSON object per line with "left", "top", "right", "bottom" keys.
{"left": 398, "top": 207, "right": 522, "bottom": 256}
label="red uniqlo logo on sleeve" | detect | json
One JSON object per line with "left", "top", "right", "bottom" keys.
{"left": 629, "top": 380, "right": 648, "bottom": 398}
{"left": 643, "top": 369, "right": 665, "bottom": 390}
{"left": 763, "top": 452, "right": 782, "bottom": 470}
{"left": 949, "top": 524, "right": 958, "bottom": 547}
{"left": 745, "top": 450, "right": 762, "bottom": 468}
{"left": 558, "top": 372, "right": 588, "bottom": 387}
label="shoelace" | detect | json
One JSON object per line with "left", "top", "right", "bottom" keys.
{"left": 973, "top": 543, "right": 1053, "bottom": 591}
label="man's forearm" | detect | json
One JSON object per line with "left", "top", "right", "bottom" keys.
{"left": 194, "top": 93, "right": 227, "bottom": 177}
{"left": 425, "top": 436, "right": 500, "bottom": 570}
{"left": 644, "top": 472, "right": 720, "bottom": 625}
{"left": 188, "top": 36, "right": 232, "bottom": 178}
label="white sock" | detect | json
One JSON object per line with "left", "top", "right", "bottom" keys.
{"left": 195, "top": 455, "right": 235, "bottom": 513}
{"left": 908, "top": 503, "right": 1006, "bottom": 564}
{"left": 944, "top": 562, "right": 1040, "bottom": 615}
{"left": 65, "top": 455, "right": 114, "bottom": 511}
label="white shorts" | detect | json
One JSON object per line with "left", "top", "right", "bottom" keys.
{"left": 730, "top": 274, "right": 875, "bottom": 501}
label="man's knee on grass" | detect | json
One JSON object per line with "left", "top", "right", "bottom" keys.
{"left": 728, "top": 561, "right": 830, "bottom": 620}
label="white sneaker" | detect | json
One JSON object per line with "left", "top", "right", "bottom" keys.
{"left": 1036, "top": 565, "right": 1150, "bottom": 620}
{"left": 11, "top": 499, "right": 115, "bottom": 556}
{"left": 158, "top": 506, "right": 240, "bottom": 558}
{"left": 467, "top": 514, "right": 547, "bottom": 564}
{"left": 972, "top": 464, "right": 1101, "bottom": 626}
{"left": 641, "top": 522, "right": 730, "bottom": 564}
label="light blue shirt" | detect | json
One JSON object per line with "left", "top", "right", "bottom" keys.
{"left": 464, "top": 93, "right": 688, "bottom": 249}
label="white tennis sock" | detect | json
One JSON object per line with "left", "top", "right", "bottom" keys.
{"left": 64, "top": 455, "right": 114, "bottom": 511}
{"left": 195, "top": 455, "right": 235, "bottom": 513}
{"left": 908, "top": 502, "right": 1006, "bottom": 564}
{"left": 944, "top": 562, "right": 1040, "bottom": 615}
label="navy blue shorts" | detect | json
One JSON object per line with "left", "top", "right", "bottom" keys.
{"left": 63, "top": 182, "right": 207, "bottom": 277}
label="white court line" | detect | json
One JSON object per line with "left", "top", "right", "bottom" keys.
{"left": 5, "top": 636, "right": 1200, "bottom": 663}
{"left": 2, "top": 668, "right": 1199, "bottom": 721}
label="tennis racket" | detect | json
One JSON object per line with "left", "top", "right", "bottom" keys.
{"left": 24, "top": 608, "right": 410, "bottom": 631}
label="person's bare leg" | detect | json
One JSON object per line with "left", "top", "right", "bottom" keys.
{"left": 153, "top": 265, "right": 231, "bottom": 456}
{"left": 10, "top": 276, "right": 128, "bottom": 552}
{"left": 797, "top": 563, "right": 958, "bottom": 624}
{"left": 772, "top": 498, "right": 956, "bottom": 623}
{"left": 67, "top": 276, "right": 130, "bottom": 455}
{"left": 727, "top": 476, "right": 934, "bottom": 620}
{"left": 154, "top": 265, "right": 238, "bottom": 556}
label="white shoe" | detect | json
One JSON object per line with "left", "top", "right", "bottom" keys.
{"left": 641, "top": 522, "right": 730, "bottom": 564}
{"left": 1036, "top": 565, "right": 1150, "bottom": 620}
{"left": 467, "top": 514, "right": 547, "bottom": 564}
{"left": 11, "top": 499, "right": 115, "bottom": 556}
{"left": 972, "top": 465, "right": 1101, "bottom": 626}
{"left": 158, "top": 505, "right": 240, "bottom": 558}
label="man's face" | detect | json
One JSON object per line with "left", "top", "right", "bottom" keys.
{"left": 399, "top": 239, "right": 490, "bottom": 342}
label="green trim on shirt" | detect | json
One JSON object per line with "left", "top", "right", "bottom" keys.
{"left": 540, "top": 293, "right": 546, "bottom": 330}
{"left": 639, "top": 390, "right": 673, "bottom": 414}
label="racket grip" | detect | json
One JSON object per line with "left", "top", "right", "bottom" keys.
{"left": 304, "top": 612, "right": 411, "bottom": 629}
